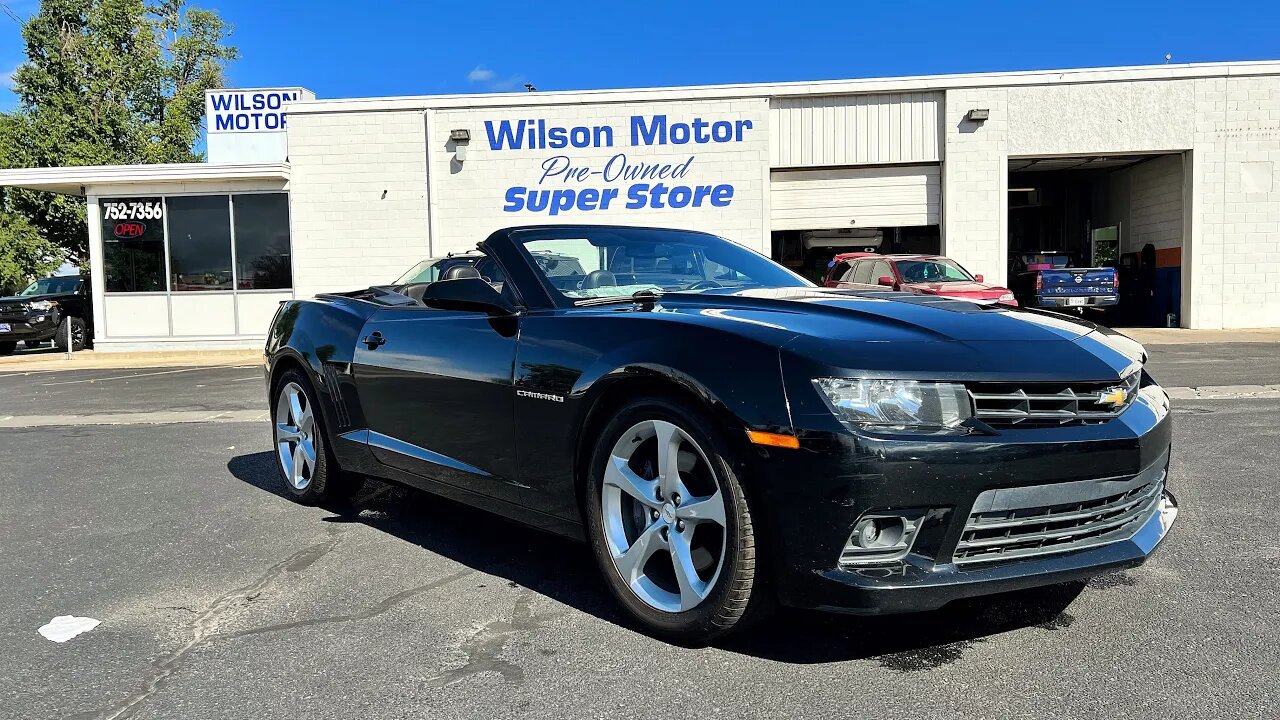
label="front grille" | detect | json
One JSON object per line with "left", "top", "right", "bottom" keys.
{"left": 953, "top": 472, "right": 1164, "bottom": 566}
{"left": 0, "top": 302, "right": 31, "bottom": 319}
{"left": 967, "top": 373, "right": 1139, "bottom": 428}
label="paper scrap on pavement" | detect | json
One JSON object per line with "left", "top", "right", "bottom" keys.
{"left": 38, "top": 616, "right": 101, "bottom": 643}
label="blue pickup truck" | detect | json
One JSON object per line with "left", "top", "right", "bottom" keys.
{"left": 1009, "top": 253, "right": 1119, "bottom": 311}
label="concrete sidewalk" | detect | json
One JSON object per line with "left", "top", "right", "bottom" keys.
{"left": 1116, "top": 327, "right": 1280, "bottom": 344}
{"left": 0, "top": 348, "right": 262, "bottom": 372}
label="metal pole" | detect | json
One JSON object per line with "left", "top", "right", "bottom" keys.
{"left": 64, "top": 315, "right": 72, "bottom": 360}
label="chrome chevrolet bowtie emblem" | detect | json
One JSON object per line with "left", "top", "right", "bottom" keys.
{"left": 1099, "top": 386, "right": 1129, "bottom": 408}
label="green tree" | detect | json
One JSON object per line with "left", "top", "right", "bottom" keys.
{"left": 0, "top": 0, "right": 238, "bottom": 268}
{"left": 0, "top": 213, "right": 59, "bottom": 293}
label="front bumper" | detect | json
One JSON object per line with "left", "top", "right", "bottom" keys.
{"left": 0, "top": 308, "right": 60, "bottom": 341}
{"left": 752, "top": 384, "right": 1175, "bottom": 614}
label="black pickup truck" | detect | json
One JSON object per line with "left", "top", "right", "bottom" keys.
{"left": 0, "top": 275, "right": 91, "bottom": 354}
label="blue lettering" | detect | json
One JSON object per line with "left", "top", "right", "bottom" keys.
{"left": 485, "top": 119, "right": 525, "bottom": 150}
{"left": 548, "top": 126, "right": 567, "bottom": 149}
{"left": 667, "top": 186, "right": 692, "bottom": 208}
{"left": 600, "top": 188, "right": 619, "bottom": 209}
{"left": 625, "top": 184, "right": 648, "bottom": 209}
{"left": 214, "top": 114, "right": 234, "bottom": 131}
{"left": 711, "top": 121, "right": 732, "bottom": 142}
{"left": 569, "top": 126, "right": 591, "bottom": 148}
{"left": 711, "top": 184, "right": 734, "bottom": 206}
{"left": 631, "top": 115, "right": 665, "bottom": 146}
{"left": 211, "top": 94, "right": 232, "bottom": 111}
{"left": 525, "top": 189, "right": 550, "bottom": 212}
{"left": 503, "top": 187, "right": 526, "bottom": 212}
{"left": 252, "top": 92, "right": 265, "bottom": 110}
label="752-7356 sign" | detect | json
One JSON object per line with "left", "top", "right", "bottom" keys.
{"left": 102, "top": 200, "right": 162, "bottom": 220}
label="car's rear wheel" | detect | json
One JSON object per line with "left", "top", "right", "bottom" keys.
{"left": 271, "top": 368, "right": 363, "bottom": 505}
{"left": 584, "top": 396, "right": 766, "bottom": 643}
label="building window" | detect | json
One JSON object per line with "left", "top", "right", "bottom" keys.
{"left": 232, "top": 193, "right": 292, "bottom": 289}
{"left": 102, "top": 197, "right": 166, "bottom": 292}
{"left": 167, "top": 195, "right": 234, "bottom": 291}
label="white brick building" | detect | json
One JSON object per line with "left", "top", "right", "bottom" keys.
{"left": 3, "top": 61, "right": 1280, "bottom": 350}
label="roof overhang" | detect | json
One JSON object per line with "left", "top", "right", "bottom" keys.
{"left": 0, "top": 162, "right": 290, "bottom": 196}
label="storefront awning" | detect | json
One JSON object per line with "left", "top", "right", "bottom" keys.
{"left": 0, "top": 162, "right": 289, "bottom": 196}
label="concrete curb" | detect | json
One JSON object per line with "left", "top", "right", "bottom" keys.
{"left": 1167, "top": 385, "right": 1280, "bottom": 399}
{"left": 1116, "top": 327, "right": 1280, "bottom": 345}
{"left": 0, "top": 349, "right": 262, "bottom": 373}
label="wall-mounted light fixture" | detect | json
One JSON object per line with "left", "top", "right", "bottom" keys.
{"left": 450, "top": 128, "right": 471, "bottom": 163}
{"left": 966, "top": 108, "right": 990, "bottom": 123}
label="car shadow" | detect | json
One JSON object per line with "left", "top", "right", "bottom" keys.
{"left": 228, "top": 451, "right": 1086, "bottom": 665}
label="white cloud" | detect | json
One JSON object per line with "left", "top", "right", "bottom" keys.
{"left": 467, "top": 66, "right": 495, "bottom": 83}
{"left": 3, "top": 63, "right": 20, "bottom": 91}
{"left": 466, "top": 65, "right": 529, "bottom": 93}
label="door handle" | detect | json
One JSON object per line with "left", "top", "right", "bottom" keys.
{"left": 362, "top": 331, "right": 386, "bottom": 350}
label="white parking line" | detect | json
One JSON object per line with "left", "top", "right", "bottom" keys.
{"left": 40, "top": 367, "right": 214, "bottom": 386}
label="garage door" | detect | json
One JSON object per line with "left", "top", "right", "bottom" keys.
{"left": 769, "top": 164, "right": 940, "bottom": 231}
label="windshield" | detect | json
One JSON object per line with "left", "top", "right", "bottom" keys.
{"left": 20, "top": 276, "right": 80, "bottom": 296}
{"left": 513, "top": 227, "right": 811, "bottom": 301}
{"left": 894, "top": 259, "right": 973, "bottom": 284}
{"left": 394, "top": 257, "right": 479, "bottom": 285}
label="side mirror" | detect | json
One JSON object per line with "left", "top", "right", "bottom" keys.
{"left": 877, "top": 276, "right": 895, "bottom": 287}
{"left": 975, "top": 274, "right": 985, "bottom": 283}
{"left": 418, "top": 277, "right": 518, "bottom": 316}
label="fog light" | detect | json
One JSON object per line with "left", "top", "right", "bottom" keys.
{"left": 841, "top": 512, "right": 924, "bottom": 566}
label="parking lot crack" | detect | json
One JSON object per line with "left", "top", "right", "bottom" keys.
{"left": 73, "top": 527, "right": 348, "bottom": 720}
{"left": 216, "top": 567, "right": 474, "bottom": 641}
{"left": 424, "top": 589, "right": 565, "bottom": 689}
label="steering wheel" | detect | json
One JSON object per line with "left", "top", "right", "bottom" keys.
{"left": 686, "top": 280, "right": 723, "bottom": 290}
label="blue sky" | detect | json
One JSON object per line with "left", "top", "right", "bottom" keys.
{"left": 1, "top": 0, "right": 1279, "bottom": 107}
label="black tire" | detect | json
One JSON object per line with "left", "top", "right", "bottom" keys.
{"left": 271, "top": 367, "right": 364, "bottom": 505}
{"left": 583, "top": 395, "right": 768, "bottom": 643}
{"left": 24, "top": 340, "right": 44, "bottom": 349}
{"left": 53, "top": 316, "right": 87, "bottom": 351}
{"left": 0, "top": 341, "right": 15, "bottom": 356}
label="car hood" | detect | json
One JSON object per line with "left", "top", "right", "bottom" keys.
{"left": 904, "top": 281, "right": 1009, "bottom": 297}
{"left": 650, "top": 287, "right": 1143, "bottom": 381}
{"left": 0, "top": 292, "right": 66, "bottom": 304}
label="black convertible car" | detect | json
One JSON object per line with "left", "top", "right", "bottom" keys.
{"left": 264, "top": 225, "right": 1177, "bottom": 642}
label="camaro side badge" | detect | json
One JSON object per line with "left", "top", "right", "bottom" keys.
{"left": 517, "top": 389, "right": 565, "bottom": 403}
{"left": 1099, "top": 386, "right": 1129, "bottom": 408}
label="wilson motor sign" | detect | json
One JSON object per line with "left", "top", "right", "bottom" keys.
{"left": 204, "top": 87, "right": 315, "bottom": 163}
{"left": 429, "top": 98, "right": 771, "bottom": 253}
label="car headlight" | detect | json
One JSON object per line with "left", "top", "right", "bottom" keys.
{"left": 29, "top": 300, "right": 55, "bottom": 310}
{"left": 813, "top": 378, "right": 973, "bottom": 432}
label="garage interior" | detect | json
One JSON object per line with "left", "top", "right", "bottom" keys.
{"left": 1007, "top": 153, "right": 1186, "bottom": 326}
{"left": 769, "top": 164, "right": 941, "bottom": 282}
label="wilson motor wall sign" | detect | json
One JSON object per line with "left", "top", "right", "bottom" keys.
{"left": 429, "top": 99, "right": 771, "bottom": 252}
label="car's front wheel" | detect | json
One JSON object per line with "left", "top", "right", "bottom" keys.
{"left": 271, "top": 368, "right": 363, "bottom": 505}
{"left": 584, "top": 396, "right": 766, "bottom": 643}
{"left": 53, "top": 316, "right": 86, "bottom": 351}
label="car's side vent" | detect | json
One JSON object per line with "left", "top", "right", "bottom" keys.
{"left": 966, "top": 373, "right": 1140, "bottom": 429}
{"left": 321, "top": 363, "right": 352, "bottom": 429}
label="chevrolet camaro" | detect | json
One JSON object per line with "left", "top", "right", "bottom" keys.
{"left": 263, "top": 225, "right": 1177, "bottom": 642}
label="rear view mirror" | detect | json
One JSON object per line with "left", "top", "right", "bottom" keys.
{"left": 877, "top": 276, "right": 895, "bottom": 287}
{"left": 419, "top": 277, "right": 518, "bottom": 316}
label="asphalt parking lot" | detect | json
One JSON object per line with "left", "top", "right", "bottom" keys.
{"left": 1, "top": 350, "right": 1278, "bottom": 719}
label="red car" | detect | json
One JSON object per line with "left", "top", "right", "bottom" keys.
{"left": 824, "top": 253, "right": 1018, "bottom": 306}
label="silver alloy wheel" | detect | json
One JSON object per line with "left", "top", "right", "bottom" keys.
{"left": 274, "top": 381, "right": 317, "bottom": 490}
{"left": 601, "top": 419, "right": 728, "bottom": 613}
